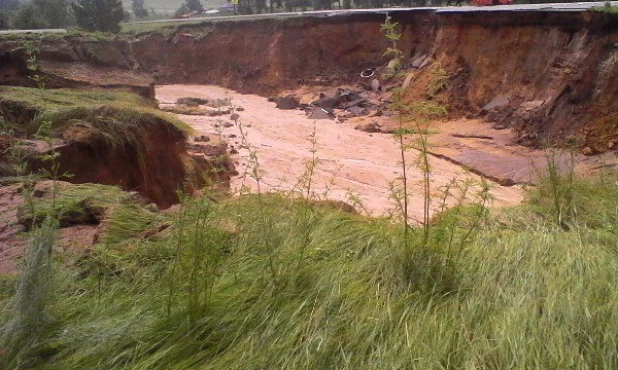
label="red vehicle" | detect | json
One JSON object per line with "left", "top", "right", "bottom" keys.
{"left": 472, "top": 0, "right": 512, "bottom": 5}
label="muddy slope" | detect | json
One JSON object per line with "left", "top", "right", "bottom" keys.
{"left": 2, "top": 10, "right": 618, "bottom": 149}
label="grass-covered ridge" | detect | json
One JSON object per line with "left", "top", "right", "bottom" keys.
{"left": 0, "top": 86, "right": 192, "bottom": 136}
{"left": 2, "top": 168, "right": 618, "bottom": 369}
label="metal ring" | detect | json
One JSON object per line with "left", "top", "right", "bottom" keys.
{"left": 360, "top": 69, "right": 375, "bottom": 78}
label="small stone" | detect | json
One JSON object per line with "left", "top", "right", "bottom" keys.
{"left": 355, "top": 122, "right": 381, "bottom": 133}
{"left": 401, "top": 72, "right": 415, "bottom": 91}
{"left": 235, "top": 107, "right": 245, "bottom": 111}
{"left": 230, "top": 113, "right": 240, "bottom": 121}
{"left": 582, "top": 146, "right": 595, "bottom": 156}
{"left": 276, "top": 96, "right": 299, "bottom": 110}
{"left": 370, "top": 79, "right": 381, "bottom": 93}
{"left": 223, "top": 122, "right": 234, "bottom": 128}
{"left": 145, "top": 203, "right": 159, "bottom": 212}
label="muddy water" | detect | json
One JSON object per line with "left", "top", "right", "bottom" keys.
{"left": 156, "top": 85, "right": 524, "bottom": 219}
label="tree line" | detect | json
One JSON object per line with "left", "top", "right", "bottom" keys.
{"left": 0, "top": 0, "right": 150, "bottom": 32}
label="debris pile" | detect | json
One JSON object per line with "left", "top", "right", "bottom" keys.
{"left": 160, "top": 96, "right": 239, "bottom": 117}
{"left": 272, "top": 83, "right": 394, "bottom": 124}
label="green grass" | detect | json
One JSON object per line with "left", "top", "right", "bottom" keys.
{"left": 120, "top": 21, "right": 188, "bottom": 35}
{"left": 593, "top": 2, "right": 618, "bottom": 14}
{"left": 2, "top": 168, "right": 618, "bottom": 369}
{"left": 0, "top": 86, "right": 192, "bottom": 136}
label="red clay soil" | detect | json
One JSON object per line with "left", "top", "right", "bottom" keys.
{"left": 0, "top": 184, "right": 26, "bottom": 275}
{"left": 1, "top": 10, "right": 617, "bottom": 151}
{"left": 0, "top": 182, "right": 100, "bottom": 275}
{"left": 24, "top": 114, "right": 232, "bottom": 209}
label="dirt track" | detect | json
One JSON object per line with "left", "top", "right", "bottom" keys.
{"left": 157, "top": 85, "right": 528, "bottom": 219}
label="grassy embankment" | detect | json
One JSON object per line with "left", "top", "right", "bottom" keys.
{"left": 1, "top": 139, "right": 618, "bottom": 369}
{"left": 0, "top": 86, "right": 190, "bottom": 136}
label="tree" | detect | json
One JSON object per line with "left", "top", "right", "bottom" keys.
{"left": 173, "top": 3, "right": 189, "bottom": 17}
{"left": 34, "top": 0, "right": 72, "bottom": 28}
{"left": 132, "top": 0, "right": 148, "bottom": 18}
{"left": 185, "top": 0, "right": 204, "bottom": 13}
{"left": 13, "top": 0, "right": 73, "bottom": 29}
{"left": 0, "top": 12, "right": 9, "bottom": 29}
{"left": 13, "top": 3, "right": 44, "bottom": 29}
{"left": 72, "top": 0, "right": 124, "bottom": 33}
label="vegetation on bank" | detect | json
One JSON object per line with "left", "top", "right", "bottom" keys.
{"left": 0, "top": 86, "right": 191, "bottom": 136}
{"left": 1, "top": 152, "right": 618, "bottom": 369}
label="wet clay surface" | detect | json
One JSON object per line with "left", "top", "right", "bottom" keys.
{"left": 157, "top": 85, "right": 530, "bottom": 217}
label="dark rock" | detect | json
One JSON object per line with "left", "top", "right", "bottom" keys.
{"left": 307, "top": 106, "right": 335, "bottom": 120}
{"left": 348, "top": 106, "right": 366, "bottom": 116}
{"left": 276, "top": 96, "right": 299, "bottom": 110}
{"left": 177, "top": 97, "right": 208, "bottom": 106}
{"left": 582, "top": 146, "right": 596, "bottom": 156}
{"left": 205, "top": 108, "right": 232, "bottom": 117}
{"left": 312, "top": 96, "right": 342, "bottom": 110}
{"left": 195, "top": 135, "right": 211, "bottom": 142}
{"left": 355, "top": 122, "right": 382, "bottom": 133}
{"left": 341, "top": 98, "right": 366, "bottom": 109}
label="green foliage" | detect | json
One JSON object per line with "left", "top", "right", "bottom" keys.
{"left": 72, "top": 0, "right": 125, "bottom": 33}
{"left": 22, "top": 41, "right": 46, "bottom": 88}
{"left": 0, "top": 86, "right": 191, "bottom": 136}
{"left": 185, "top": 0, "right": 204, "bottom": 12}
{"left": 13, "top": 0, "right": 73, "bottom": 30}
{"left": 380, "top": 14, "right": 403, "bottom": 77}
{"left": 0, "top": 11, "right": 9, "bottom": 29}
{"left": 172, "top": 3, "right": 190, "bottom": 17}
{"left": 2, "top": 183, "right": 618, "bottom": 369}
{"left": 594, "top": 1, "right": 618, "bottom": 13}
{"left": 0, "top": 217, "right": 57, "bottom": 369}
{"left": 131, "top": 0, "right": 149, "bottom": 18}
{"left": 172, "top": 0, "right": 204, "bottom": 16}
{"left": 527, "top": 153, "right": 618, "bottom": 231}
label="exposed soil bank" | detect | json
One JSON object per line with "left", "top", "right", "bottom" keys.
{"left": 2, "top": 10, "right": 618, "bottom": 150}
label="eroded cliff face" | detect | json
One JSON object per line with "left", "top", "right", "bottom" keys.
{"left": 432, "top": 11, "right": 618, "bottom": 151}
{"left": 2, "top": 10, "right": 618, "bottom": 150}
{"left": 130, "top": 12, "right": 436, "bottom": 94}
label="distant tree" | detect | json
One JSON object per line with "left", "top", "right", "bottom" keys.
{"left": 34, "top": 0, "right": 72, "bottom": 28}
{"left": 0, "top": 12, "right": 9, "bottom": 29}
{"left": 13, "top": 3, "right": 44, "bottom": 29}
{"left": 13, "top": 0, "right": 73, "bottom": 29}
{"left": 132, "top": 0, "right": 149, "bottom": 18}
{"left": 72, "top": 0, "right": 124, "bottom": 33}
{"left": 173, "top": 3, "right": 189, "bottom": 17}
{"left": 185, "top": 0, "right": 204, "bottom": 13}
{"left": 0, "top": 0, "right": 20, "bottom": 13}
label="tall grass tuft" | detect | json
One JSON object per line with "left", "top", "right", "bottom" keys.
{"left": 0, "top": 217, "right": 57, "bottom": 369}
